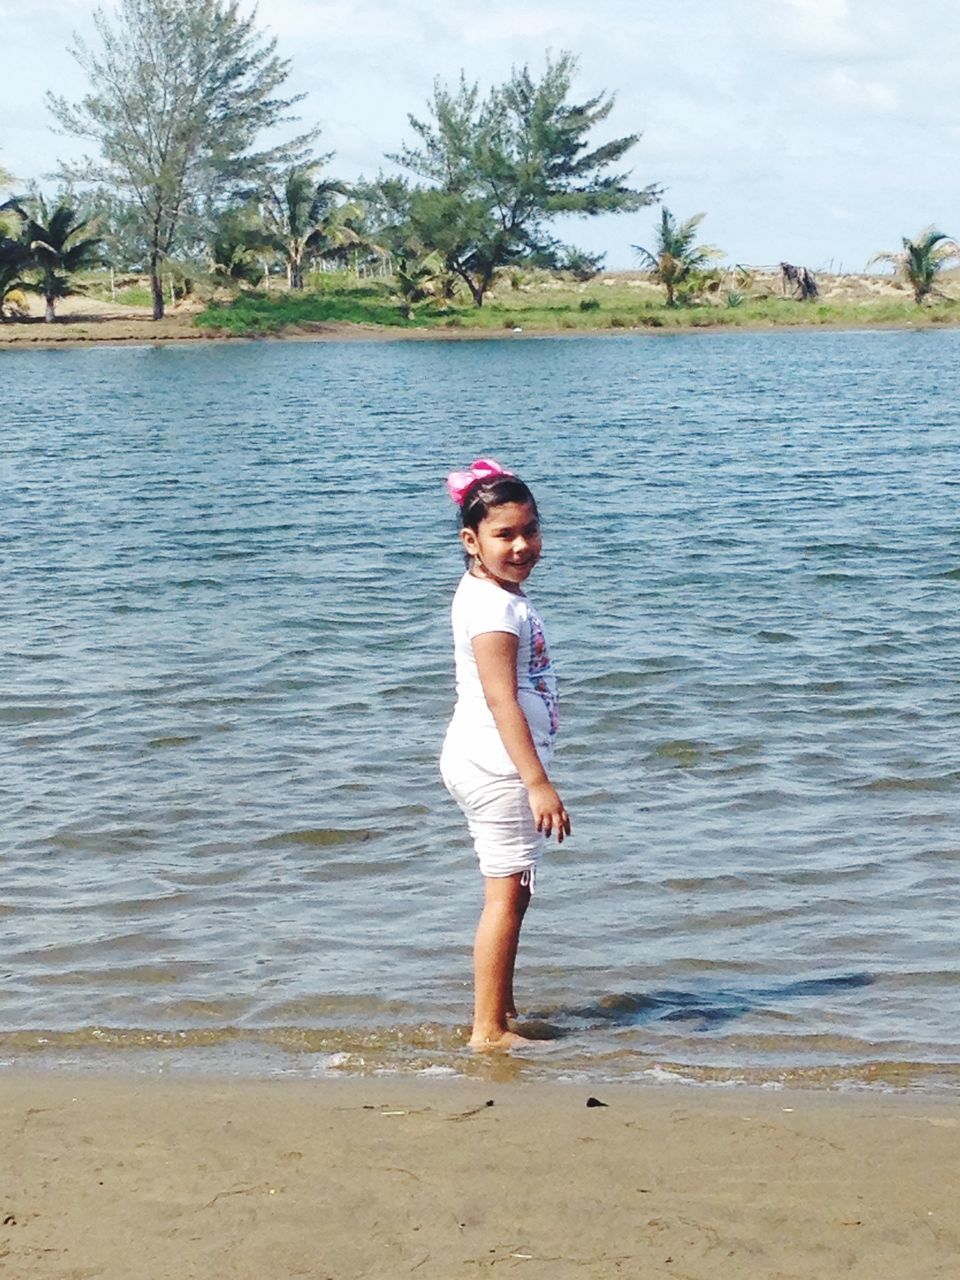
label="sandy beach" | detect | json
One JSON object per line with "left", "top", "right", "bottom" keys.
{"left": 2, "top": 1074, "right": 957, "bottom": 1279}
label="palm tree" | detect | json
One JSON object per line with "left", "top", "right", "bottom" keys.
{"left": 634, "top": 208, "right": 719, "bottom": 306}
{"left": 211, "top": 206, "right": 271, "bottom": 285}
{"left": 0, "top": 206, "right": 19, "bottom": 239}
{"left": 395, "top": 250, "right": 446, "bottom": 317}
{"left": 0, "top": 200, "right": 30, "bottom": 319}
{"left": 0, "top": 171, "right": 17, "bottom": 239}
{"left": 869, "top": 227, "right": 960, "bottom": 304}
{"left": 258, "top": 165, "right": 369, "bottom": 289}
{"left": 0, "top": 241, "right": 31, "bottom": 319}
{"left": 15, "top": 198, "right": 106, "bottom": 322}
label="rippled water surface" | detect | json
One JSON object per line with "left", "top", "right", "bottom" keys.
{"left": 3, "top": 331, "right": 960, "bottom": 1090}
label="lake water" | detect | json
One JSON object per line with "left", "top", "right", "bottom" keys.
{"left": 3, "top": 329, "right": 960, "bottom": 1091}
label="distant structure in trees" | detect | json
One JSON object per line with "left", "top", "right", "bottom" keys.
{"left": 780, "top": 261, "right": 818, "bottom": 300}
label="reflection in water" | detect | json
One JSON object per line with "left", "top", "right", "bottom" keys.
{"left": 532, "top": 973, "right": 874, "bottom": 1034}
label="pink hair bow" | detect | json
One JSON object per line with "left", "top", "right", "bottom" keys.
{"left": 445, "top": 457, "right": 514, "bottom": 505}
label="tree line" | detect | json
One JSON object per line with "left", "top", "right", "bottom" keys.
{"left": 2, "top": 0, "right": 957, "bottom": 323}
{"left": 1, "top": 0, "right": 657, "bottom": 321}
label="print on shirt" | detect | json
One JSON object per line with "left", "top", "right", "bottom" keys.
{"left": 528, "top": 612, "right": 559, "bottom": 737}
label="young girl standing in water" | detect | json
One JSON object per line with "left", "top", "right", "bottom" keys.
{"left": 440, "top": 459, "right": 571, "bottom": 1050}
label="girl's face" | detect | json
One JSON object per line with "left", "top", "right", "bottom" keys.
{"left": 461, "top": 500, "right": 542, "bottom": 591}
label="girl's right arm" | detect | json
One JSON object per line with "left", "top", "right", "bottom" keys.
{"left": 471, "top": 630, "right": 571, "bottom": 842}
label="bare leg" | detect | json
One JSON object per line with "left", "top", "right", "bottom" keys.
{"left": 470, "top": 872, "right": 542, "bottom": 1049}
{"left": 504, "top": 910, "right": 523, "bottom": 1020}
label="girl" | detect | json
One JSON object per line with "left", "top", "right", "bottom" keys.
{"left": 440, "top": 458, "right": 571, "bottom": 1050}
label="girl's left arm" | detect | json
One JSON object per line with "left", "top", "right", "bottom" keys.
{"left": 472, "top": 630, "right": 571, "bottom": 842}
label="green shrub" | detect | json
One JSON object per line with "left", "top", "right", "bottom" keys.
{"left": 195, "top": 289, "right": 415, "bottom": 335}
{"left": 116, "top": 286, "right": 153, "bottom": 307}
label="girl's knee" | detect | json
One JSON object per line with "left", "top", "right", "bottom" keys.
{"left": 483, "top": 872, "right": 531, "bottom": 915}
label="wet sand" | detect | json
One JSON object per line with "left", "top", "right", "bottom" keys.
{"left": 3, "top": 1073, "right": 958, "bottom": 1279}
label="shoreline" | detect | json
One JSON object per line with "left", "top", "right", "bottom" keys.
{"left": 4, "top": 268, "right": 958, "bottom": 348}
{"left": 4, "top": 1071, "right": 958, "bottom": 1278}
{"left": 3, "top": 315, "right": 960, "bottom": 349}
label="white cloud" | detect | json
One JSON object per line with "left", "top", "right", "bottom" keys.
{"left": 769, "top": 0, "right": 903, "bottom": 60}
{"left": 776, "top": 0, "right": 862, "bottom": 56}
{"left": 820, "top": 67, "right": 899, "bottom": 112}
{"left": 255, "top": 0, "right": 417, "bottom": 43}
{"left": 454, "top": 4, "right": 582, "bottom": 46}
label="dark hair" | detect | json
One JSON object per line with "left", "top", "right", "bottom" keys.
{"left": 459, "top": 474, "right": 538, "bottom": 531}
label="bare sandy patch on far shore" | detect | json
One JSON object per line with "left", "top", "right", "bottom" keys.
{"left": 0, "top": 292, "right": 209, "bottom": 345}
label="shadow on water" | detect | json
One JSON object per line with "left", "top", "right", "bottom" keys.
{"left": 524, "top": 973, "right": 874, "bottom": 1038}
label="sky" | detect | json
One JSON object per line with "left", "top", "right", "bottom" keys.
{"left": 2, "top": 0, "right": 959, "bottom": 272}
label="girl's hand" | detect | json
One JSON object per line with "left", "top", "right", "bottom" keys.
{"left": 528, "top": 781, "right": 572, "bottom": 843}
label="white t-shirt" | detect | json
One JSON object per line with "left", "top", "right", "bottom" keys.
{"left": 443, "top": 571, "right": 559, "bottom": 776}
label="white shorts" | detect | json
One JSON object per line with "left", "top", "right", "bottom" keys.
{"left": 440, "top": 749, "right": 544, "bottom": 888}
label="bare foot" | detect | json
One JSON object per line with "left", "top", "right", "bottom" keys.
{"left": 468, "top": 1029, "right": 549, "bottom": 1052}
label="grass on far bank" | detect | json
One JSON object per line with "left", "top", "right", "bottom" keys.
{"left": 196, "top": 279, "right": 419, "bottom": 334}
{"left": 193, "top": 271, "right": 960, "bottom": 337}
